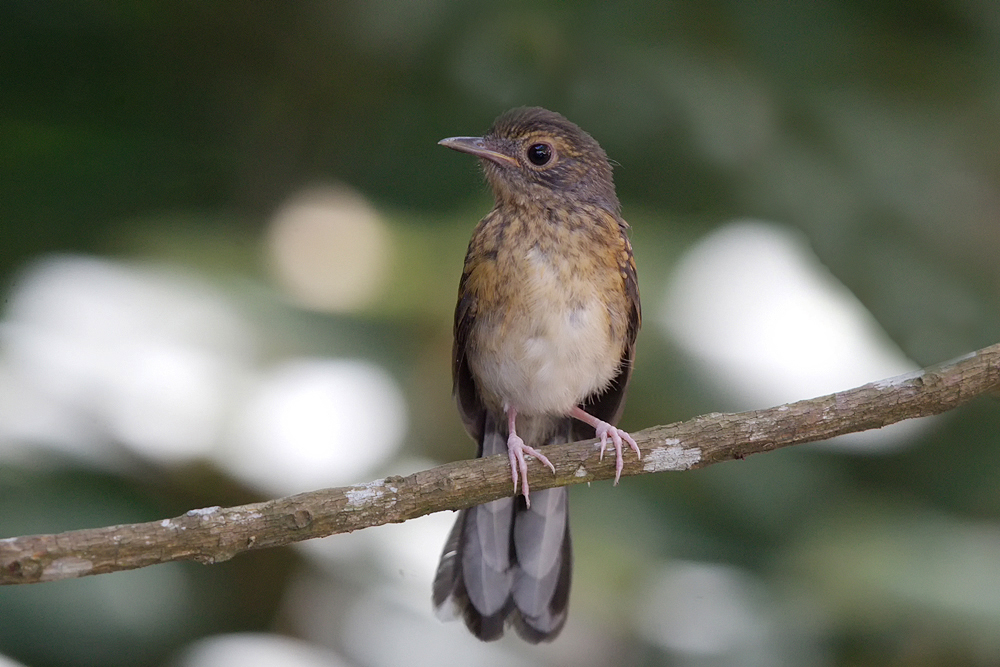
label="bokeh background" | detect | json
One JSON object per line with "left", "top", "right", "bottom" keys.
{"left": 3, "top": 1, "right": 1000, "bottom": 666}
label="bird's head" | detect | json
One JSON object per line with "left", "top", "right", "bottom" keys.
{"left": 440, "top": 107, "right": 619, "bottom": 213}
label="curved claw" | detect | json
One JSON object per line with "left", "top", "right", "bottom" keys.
{"left": 507, "top": 438, "right": 522, "bottom": 495}
{"left": 506, "top": 434, "right": 556, "bottom": 509}
{"left": 590, "top": 417, "right": 641, "bottom": 486}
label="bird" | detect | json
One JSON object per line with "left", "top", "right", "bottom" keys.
{"left": 432, "top": 107, "right": 641, "bottom": 643}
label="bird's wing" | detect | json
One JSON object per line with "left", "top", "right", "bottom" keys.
{"left": 453, "top": 243, "right": 487, "bottom": 448}
{"left": 573, "top": 215, "right": 641, "bottom": 438}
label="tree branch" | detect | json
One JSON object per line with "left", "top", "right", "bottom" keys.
{"left": 3, "top": 343, "right": 999, "bottom": 586}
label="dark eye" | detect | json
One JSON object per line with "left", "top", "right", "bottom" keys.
{"left": 526, "top": 142, "right": 553, "bottom": 166}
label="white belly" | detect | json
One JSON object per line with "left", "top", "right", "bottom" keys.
{"left": 469, "top": 254, "right": 622, "bottom": 416}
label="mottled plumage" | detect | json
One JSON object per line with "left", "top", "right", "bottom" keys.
{"left": 434, "top": 107, "right": 641, "bottom": 642}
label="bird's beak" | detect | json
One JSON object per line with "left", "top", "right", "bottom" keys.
{"left": 438, "top": 136, "right": 519, "bottom": 168}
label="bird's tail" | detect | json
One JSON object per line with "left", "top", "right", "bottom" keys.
{"left": 432, "top": 416, "right": 572, "bottom": 642}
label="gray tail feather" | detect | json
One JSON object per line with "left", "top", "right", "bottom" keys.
{"left": 432, "top": 418, "right": 572, "bottom": 642}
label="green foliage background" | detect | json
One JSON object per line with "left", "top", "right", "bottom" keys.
{"left": 3, "top": 1, "right": 1000, "bottom": 665}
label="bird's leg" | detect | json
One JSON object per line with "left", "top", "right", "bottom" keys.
{"left": 504, "top": 404, "right": 556, "bottom": 508}
{"left": 569, "top": 406, "right": 641, "bottom": 485}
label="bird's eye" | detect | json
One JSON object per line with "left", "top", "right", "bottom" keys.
{"left": 526, "top": 142, "right": 553, "bottom": 166}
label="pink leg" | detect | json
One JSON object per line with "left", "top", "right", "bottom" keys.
{"left": 505, "top": 405, "right": 556, "bottom": 508}
{"left": 570, "top": 406, "right": 641, "bottom": 485}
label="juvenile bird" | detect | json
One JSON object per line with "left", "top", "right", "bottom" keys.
{"left": 432, "top": 107, "right": 641, "bottom": 643}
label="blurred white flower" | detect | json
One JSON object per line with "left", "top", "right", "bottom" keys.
{"left": 266, "top": 183, "right": 392, "bottom": 313}
{"left": 176, "top": 633, "right": 349, "bottom": 667}
{"left": 638, "top": 561, "right": 768, "bottom": 656}
{"left": 223, "top": 358, "right": 407, "bottom": 495}
{"left": 0, "top": 255, "right": 251, "bottom": 466}
{"left": 660, "top": 220, "right": 927, "bottom": 451}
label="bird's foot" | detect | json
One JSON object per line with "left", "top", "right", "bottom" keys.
{"left": 595, "top": 422, "right": 640, "bottom": 485}
{"left": 570, "top": 407, "right": 641, "bottom": 485}
{"left": 506, "top": 433, "right": 556, "bottom": 509}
